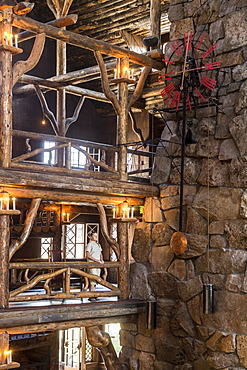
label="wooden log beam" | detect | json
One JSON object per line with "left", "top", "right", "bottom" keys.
{"left": 18, "top": 14, "right": 78, "bottom": 42}
{"left": 0, "top": 300, "right": 146, "bottom": 333}
{"left": 9, "top": 198, "right": 41, "bottom": 261}
{"left": 12, "top": 15, "right": 164, "bottom": 70}
{"left": 12, "top": 33, "right": 46, "bottom": 87}
{"left": 0, "top": 8, "right": 13, "bottom": 168}
{"left": 150, "top": 0, "right": 161, "bottom": 48}
{"left": 97, "top": 203, "right": 120, "bottom": 258}
{"left": 86, "top": 326, "right": 122, "bottom": 370}
{"left": 14, "top": 75, "right": 110, "bottom": 102}
{"left": 3, "top": 315, "right": 135, "bottom": 334}
{"left": 0, "top": 170, "right": 158, "bottom": 200}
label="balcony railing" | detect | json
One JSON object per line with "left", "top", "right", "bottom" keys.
{"left": 11, "top": 130, "right": 154, "bottom": 182}
{"left": 9, "top": 260, "right": 121, "bottom": 302}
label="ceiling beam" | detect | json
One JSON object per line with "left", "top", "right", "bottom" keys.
{"left": 13, "top": 14, "right": 164, "bottom": 70}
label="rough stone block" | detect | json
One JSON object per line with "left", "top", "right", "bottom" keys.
{"left": 179, "top": 234, "right": 207, "bottom": 259}
{"left": 229, "top": 156, "right": 247, "bottom": 188}
{"left": 229, "top": 113, "right": 247, "bottom": 155}
{"left": 195, "top": 249, "right": 247, "bottom": 274}
{"left": 170, "top": 17, "right": 194, "bottom": 40}
{"left": 201, "top": 291, "right": 247, "bottom": 333}
{"left": 224, "top": 220, "right": 247, "bottom": 249}
{"left": 139, "top": 352, "right": 155, "bottom": 370}
{"left": 168, "top": 259, "right": 187, "bottom": 280}
{"left": 218, "top": 50, "right": 243, "bottom": 68}
{"left": 155, "top": 336, "right": 186, "bottom": 364}
{"left": 210, "top": 235, "right": 226, "bottom": 249}
{"left": 206, "top": 352, "right": 238, "bottom": 369}
{"left": 233, "top": 61, "right": 247, "bottom": 81}
{"left": 222, "top": 9, "right": 247, "bottom": 52}
{"left": 219, "top": 139, "right": 240, "bottom": 160}
{"left": 148, "top": 272, "right": 179, "bottom": 299}
{"left": 132, "top": 222, "right": 151, "bottom": 262}
{"left": 135, "top": 334, "right": 155, "bottom": 353}
{"left": 198, "top": 159, "right": 228, "bottom": 186}
{"left": 156, "top": 299, "right": 176, "bottom": 316}
{"left": 143, "top": 197, "right": 163, "bottom": 223}
{"left": 170, "top": 301, "right": 195, "bottom": 337}
{"left": 206, "top": 331, "right": 235, "bottom": 352}
{"left": 152, "top": 222, "right": 174, "bottom": 247}
{"left": 168, "top": 3, "right": 184, "bottom": 21}
{"left": 226, "top": 274, "right": 244, "bottom": 292}
{"left": 149, "top": 245, "right": 174, "bottom": 272}
{"left": 237, "top": 335, "right": 247, "bottom": 368}
{"left": 177, "top": 275, "right": 203, "bottom": 301}
{"left": 240, "top": 191, "right": 247, "bottom": 217}
{"left": 194, "top": 137, "right": 220, "bottom": 158}
{"left": 196, "top": 326, "right": 215, "bottom": 341}
{"left": 181, "top": 337, "right": 207, "bottom": 361}
{"left": 159, "top": 185, "right": 179, "bottom": 197}
{"left": 161, "top": 195, "right": 180, "bottom": 210}
{"left": 130, "top": 263, "right": 152, "bottom": 300}
{"left": 209, "top": 221, "right": 225, "bottom": 235}
{"left": 193, "top": 187, "right": 242, "bottom": 221}
{"left": 164, "top": 209, "right": 180, "bottom": 230}
{"left": 120, "top": 329, "right": 135, "bottom": 348}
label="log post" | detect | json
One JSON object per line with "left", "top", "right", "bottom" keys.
{"left": 0, "top": 333, "right": 9, "bottom": 365}
{"left": 49, "top": 331, "right": 59, "bottom": 370}
{"left": 0, "top": 8, "right": 14, "bottom": 168}
{"left": 117, "top": 57, "right": 129, "bottom": 181}
{"left": 150, "top": 0, "right": 161, "bottom": 49}
{"left": 86, "top": 326, "right": 122, "bottom": 370}
{"left": 117, "top": 201, "right": 130, "bottom": 299}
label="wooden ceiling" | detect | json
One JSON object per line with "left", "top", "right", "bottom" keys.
{"left": 29, "top": 0, "right": 170, "bottom": 66}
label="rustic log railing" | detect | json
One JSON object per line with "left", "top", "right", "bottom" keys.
{"left": 9, "top": 261, "right": 121, "bottom": 302}
{"left": 11, "top": 130, "right": 154, "bottom": 181}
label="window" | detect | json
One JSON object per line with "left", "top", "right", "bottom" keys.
{"left": 71, "top": 146, "right": 87, "bottom": 169}
{"left": 43, "top": 141, "right": 56, "bottom": 165}
{"left": 41, "top": 237, "right": 53, "bottom": 259}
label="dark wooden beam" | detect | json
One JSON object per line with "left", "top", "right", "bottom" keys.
{"left": 0, "top": 300, "right": 146, "bottom": 333}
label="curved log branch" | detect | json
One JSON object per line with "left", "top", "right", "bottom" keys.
{"left": 12, "top": 142, "right": 68, "bottom": 163}
{"left": 70, "top": 268, "right": 118, "bottom": 291}
{"left": 94, "top": 51, "right": 121, "bottom": 115}
{"left": 127, "top": 66, "right": 152, "bottom": 111}
{"left": 10, "top": 268, "right": 67, "bottom": 297}
{"left": 96, "top": 203, "right": 120, "bottom": 259}
{"left": 73, "top": 144, "right": 117, "bottom": 174}
{"left": 34, "top": 85, "right": 58, "bottom": 135}
{"left": 129, "top": 109, "right": 145, "bottom": 143}
{"left": 12, "top": 33, "right": 46, "bottom": 87}
{"left": 9, "top": 198, "right": 41, "bottom": 261}
{"left": 86, "top": 326, "right": 122, "bottom": 370}
{"left": 65, "top": 96, "right": 86, "bottom": 131}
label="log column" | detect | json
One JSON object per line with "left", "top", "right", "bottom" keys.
{"left": 117, "top": 57, "right": 129, "bottom": 181}
{"left": 150, "top": 0, "right": 161, "bottom": 48}
{"left": 0, "top": 8, "right": 13, "bottom": 168}
{"left": 0, "top": 8, "right": 14, "bottom": 310}
{"left": 0, "top": 333, "right": 9, "bottom": 365}
{"left": 117, "top": 221, "right": 129, "bottom": 299}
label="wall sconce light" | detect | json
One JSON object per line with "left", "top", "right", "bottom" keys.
{"left": 113, "top": 59, "right": 136, "bottom": 83}
{"left": 4, "top": 350, "right": 12, "bottom": 364}
{"left": 203, "top": 283, "right": 214, "bottom": 314}
{"left": 62, "top": 212, "right": 70, "bottom": 223}
{"left": 0, "top": 191, "right": 20, "bottom": 215}
{"left": 146, "top": 301, "right": 157, "bottom": 329}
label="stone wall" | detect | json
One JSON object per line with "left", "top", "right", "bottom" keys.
{"left": 119, "top": 1, "right": 247, "bottom": 369}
